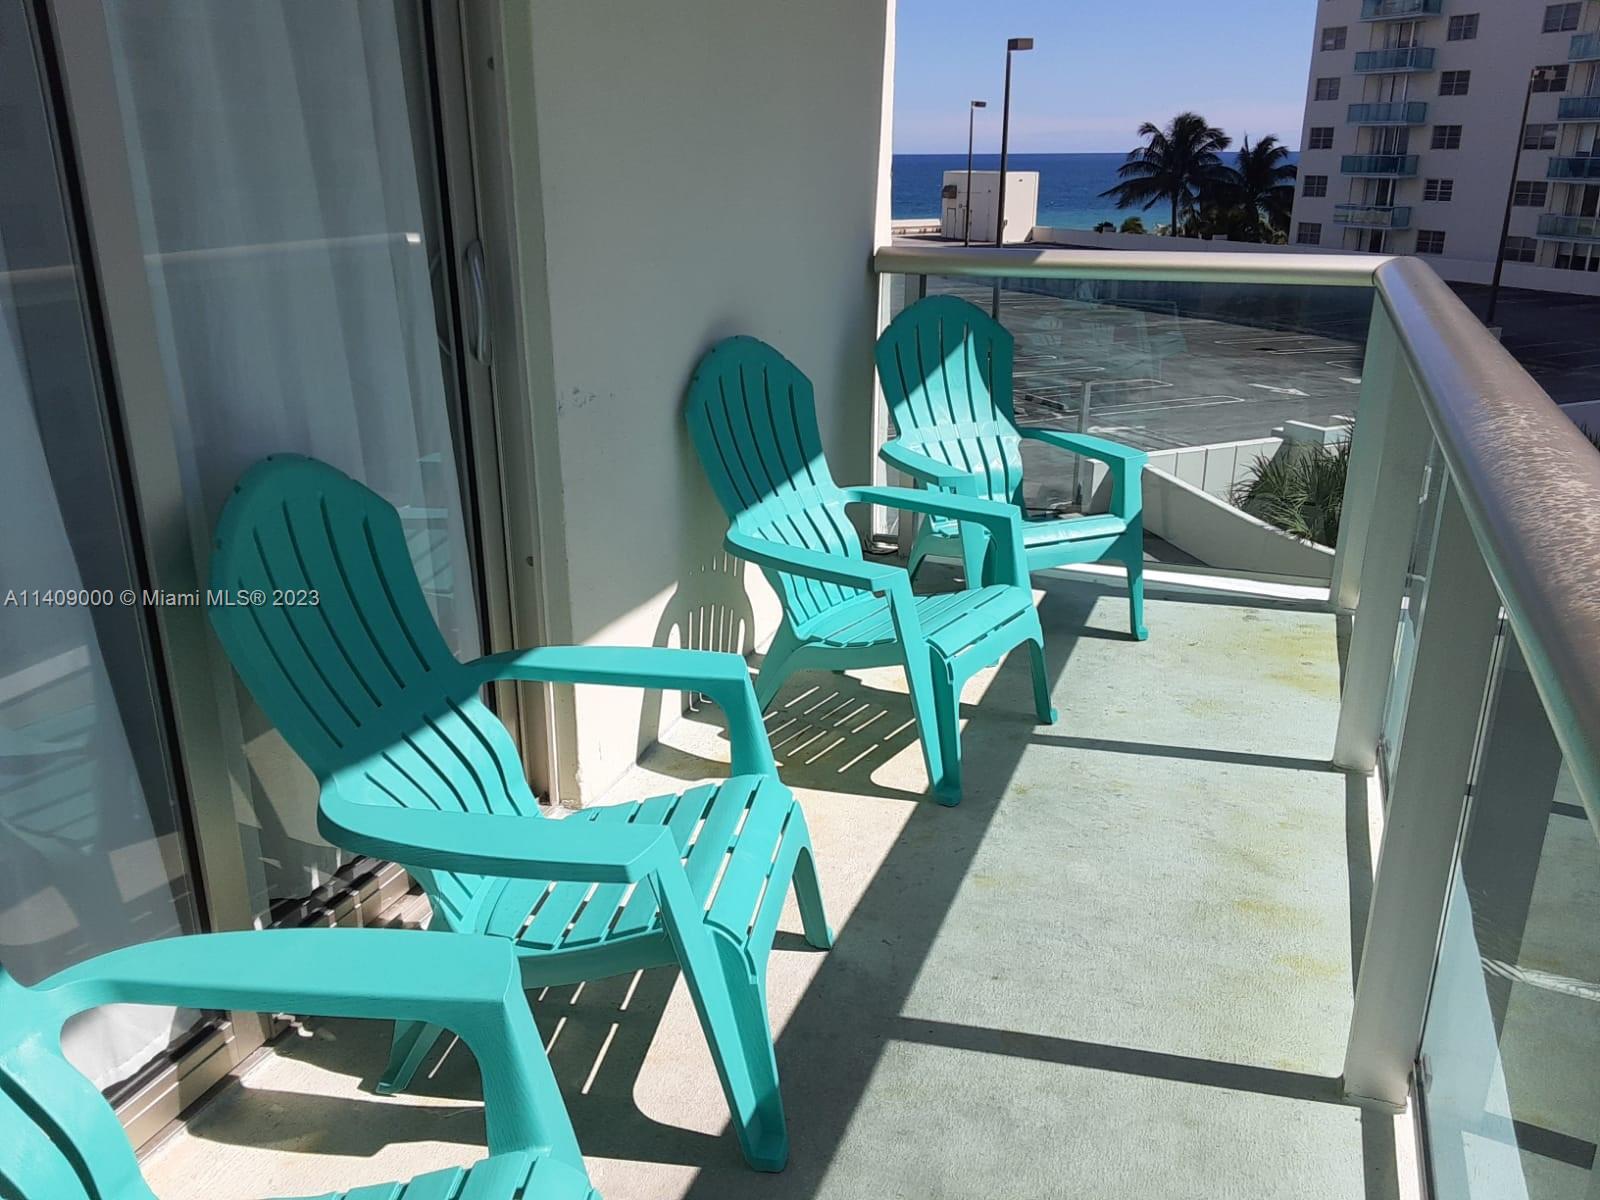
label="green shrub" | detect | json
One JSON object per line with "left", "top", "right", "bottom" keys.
{"left": 1231, "top": 440, "right": 1349, "bottom": 548}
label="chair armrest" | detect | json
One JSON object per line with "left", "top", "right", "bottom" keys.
{"left": 724, "top": 528, "right": 902, "bottom": 596}
{"left": 468, "top": 643, "right": 775, "bottom": 776}
{"left": 319, "top": 777, "right": 677, "bottom": 885}
{"left": 843, "top": 485, "right": 1028, "bottom": 587}
{"left": 879, "top": 440, "right": 981, "bottom": 494}
{"left": 34, "top": 930, "right": 583, "bottom": 1164}
{"left": 1020, "top": 428, "right": 1148, "bottom": 468}
{"left": 1019, "top": 429, "right": 1147, "bottom": 521}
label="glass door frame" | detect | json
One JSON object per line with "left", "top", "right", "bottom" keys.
{"left": 33, "top": 0, "right": 539, "bottom": 1146}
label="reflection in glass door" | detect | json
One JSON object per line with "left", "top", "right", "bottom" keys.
{"left": 92, "top": 0, "right": 489, "bottom": 916}
{"left": 0, "top": 0, "right": 203, "bottom": 1090}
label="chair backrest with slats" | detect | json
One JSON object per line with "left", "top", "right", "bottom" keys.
{"left": 207, "top": 455, "right": 538, "bottom": 928}
{"left": 875, "top": 295, "right": 1025, "bottom": 509}
{"left": 686, "top": 337, "right": 867, "bottom": 628}
{"left": 0, "top": 971, "right": 154, "bottom": 1200}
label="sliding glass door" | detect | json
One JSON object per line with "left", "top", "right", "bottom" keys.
{"left": 88, "top": 0, "right": 487, "bottom": 918}
{"left": 4, "top": 0, "right": 532, "bottom": 1111}
{"left": 0, "top": 0, "right": 204, "bottom": 1091}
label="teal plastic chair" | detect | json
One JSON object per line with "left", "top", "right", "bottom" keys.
{"left": 206, "top": 455, "right": 831, "bottom": 1173}
{"left": 0, "top": 929, "right": 598, "bottom": 1199}
{"left": 875, "top": 295, "right": 1151, "bottom": 640}
{"left": 685, "top": 336, "right": 1055, "bottom": 806}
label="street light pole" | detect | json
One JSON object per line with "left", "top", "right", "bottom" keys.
{"left": 994, "top": 37, "right": 1033, "bottom": 247}
{"left": 1486, "top": 67, "right": 1551, "bottom": 328}
{"left": 964, "top": 99, "right": 987, "bottom": 245}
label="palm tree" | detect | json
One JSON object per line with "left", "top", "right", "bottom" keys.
{"left": 1217, "top": 135, "right": 1298, "bottom": 242}
{"left": 1101, "top": 113, "right": 1232, "bottom": 237}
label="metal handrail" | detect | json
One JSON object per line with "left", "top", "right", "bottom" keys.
{"left": 873, "top": 243, "right": 1384, "bottom": 287}
{"left": 871, "top": 241, "right": 1600, "bottom": 823}
{"left": 1372, "top": 257, "right": 1600, "bottom": 826}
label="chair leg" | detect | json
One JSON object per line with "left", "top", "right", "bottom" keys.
{"left": 906, "top": 540, "right": 928, "bottom": 586}
{"left": 928, "top": 661, "right": 964, "bottom": 806}
{"left": 1027, "top": 637, "right": 1058, "bottom": 724}
{"left": 755, "top": 624, "right": 800, "bottom": 711}
{"left": 1125, "top": 541, "right": 1149, "bottom": 642}
{"left": 677, "top": 930, "right": 789, "bottom": 1171}
{"left": 900, "top": 644, "right": 955, "bottom": 803}
{"left": 792, "top": 838, "right": 834, "bottom": 949}
{"left": 376, "top": 1020, "right": 444, "bottom": 1095}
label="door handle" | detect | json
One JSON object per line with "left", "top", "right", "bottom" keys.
{"left": 464, "top": 239, "right": 491, "bottom": 364}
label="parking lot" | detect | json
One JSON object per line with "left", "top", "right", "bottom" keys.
{"left": 918, "top": 276, "right": 1597, "bottom": 452}
{"left": 927, "top": 278, "right": 1368, "bottom": 452}
{"left": 1452, "top": 283, "right": 1600, "bottom": 412}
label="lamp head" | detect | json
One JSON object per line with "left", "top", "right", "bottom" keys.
{"left": 1008, "top": 37, "right": 1034, "bottom": 52}
{"left": 972, "top": 99, "right": 988, "bottom": 108}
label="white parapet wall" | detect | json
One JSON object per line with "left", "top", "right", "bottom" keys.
{"left": 1141, "top": 467, "right": 1335, "bottom": 582}
{"left": 1081, "top": 435, "right": 1284, "bottom": 507}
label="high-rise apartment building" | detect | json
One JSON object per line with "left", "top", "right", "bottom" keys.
{"left": 1292, "top": 0, "right": 1600, "bottom": 291}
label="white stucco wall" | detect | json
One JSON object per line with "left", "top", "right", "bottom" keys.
{"left": 500, "top": 2, "right": 895, "bottom": 802}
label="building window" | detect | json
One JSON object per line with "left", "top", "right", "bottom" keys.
{"left": 1432, "top": 124, "right": 1463, "bottom": 149}
{"left": 1523, "top": 122, "right": 1560, "bottom": 150}
{"left": 1439, "top": 70, "right": 1471, "bottom": 96}
{"left": 1512, "top": 180, "right": 1550, "bottom": 207}
{"left": 1544, "top": 3, "right": 1582, "bottom": 33}
{"left": 1302, "top": 174, "right": 1329, "bottom": 198}
{"left": 1447, "top": 13, "right": 1479, "bottom": 40}
{"left": 1423, "top": 178, "right": 1454, "bottom": 202}
{"left": 1502, "top": 236, "right": 1538, "bottom": 263}
{"left": 1322, "top": 26, "right": 1348, "bottom": 51}
{"left": 1314, "top": 77, "right": 1341, "bottom": 102}
{"left": 1308, "top": 126, "right": 1335, "bottom": 150}
{"left": 1532, "top": 64, "right": 1570, "bottom": 93}
{"left": 1297, "top": 222, "right": 1323, "bottom": 246}
{"left": 1415, "top": 229, "right": 1447, "bottom": 255}
{"left": 1555, "top": 242, "right": 1600, "bottom": 271}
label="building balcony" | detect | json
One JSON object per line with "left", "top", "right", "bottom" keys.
{"left": 1571, "top": 31, "right": 1600, "bottom": 62}
{"left": 1334, "top": 203, "right": 1413, "bottom": 228}
{"left": 1353, "top": 46, "right": 1437, "bottom": 72}
{"left": 1347, "top": 100, "right": 1428, "bottom": 124}
{"left": 1341, "top": 153, "right": 1419, "bottom": 176}
{"left": 1360, "top": 0, "right": 1442, "bottom": 20}
{"left": 1548, "top": 155, "right": 1600, "bottom": 179}
{"left": 1558, "top": 95, "right": 1600, "bottom": 120}
{"left": 125, "top": 243, "right": 1600, "bottom": 1200}
{"left": 1537, "top": 212, "right": 1600, "bottom": 240}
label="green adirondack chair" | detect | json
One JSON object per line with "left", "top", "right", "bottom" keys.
{"left": 685, "top": 336, "right": 1056, "bottom": 806}
{"left": 0, "top": 929, "right": 598, "bottom": 1199}
{"left": 875, "top": 295, "right": 1151, "bottom": 640}
{"left": 206, "top": 455, "right": 831, "bottom": 1174}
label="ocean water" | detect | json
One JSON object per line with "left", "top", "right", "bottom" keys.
{"left": 892, "top": 151, "right": 1299, "bottom": 233}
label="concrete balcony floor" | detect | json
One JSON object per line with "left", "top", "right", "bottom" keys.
{"left": 142, "top": 567, "right": 1404, "bottom": 1200}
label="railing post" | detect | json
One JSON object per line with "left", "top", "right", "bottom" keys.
{"left": 1329, "top": 302, "right": 1399, "bottom": 612}
{"left": 1332, "top": 318, "right": 1433, "bottom": 773}
{"left": 1343, "top": 479, "right": 1503, "bottom": 1108}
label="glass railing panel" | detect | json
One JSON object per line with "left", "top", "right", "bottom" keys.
{"left": 1348, "top": 101, "right": 1429, "bottom": 124}
{"left": 1354, "top": 46, "right": 1438, "bottom": 71}
{"left": 1334, "top": 204, "right": 1413, "bottom": 230}
{"left": 1361, "top": 0, "right": 1442, "bottom": 18}
{"left": 1536, "top": 214, "right": 1600, "bottom": 241}
{"left": 1556, "top": 95, "right": 1600, "bottom": 121}
{"left": 881, "top": 272, "right": 1375, "bottom": 575}
{"left": 1570, "top": 32, "right": 1600, "bottom": 62}
{"left": 1547, "top": 157, "right": 1600, "bottom": 180}
{"left": 1420, "top": 626, "right": 1600, "bottom": 1199}
{"left": 1342, "top": 154, "right": 1421, "bottom": 177}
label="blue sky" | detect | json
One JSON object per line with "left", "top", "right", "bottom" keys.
{"left": 893, "top": 0, "right": 1315, "bottom": 154}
